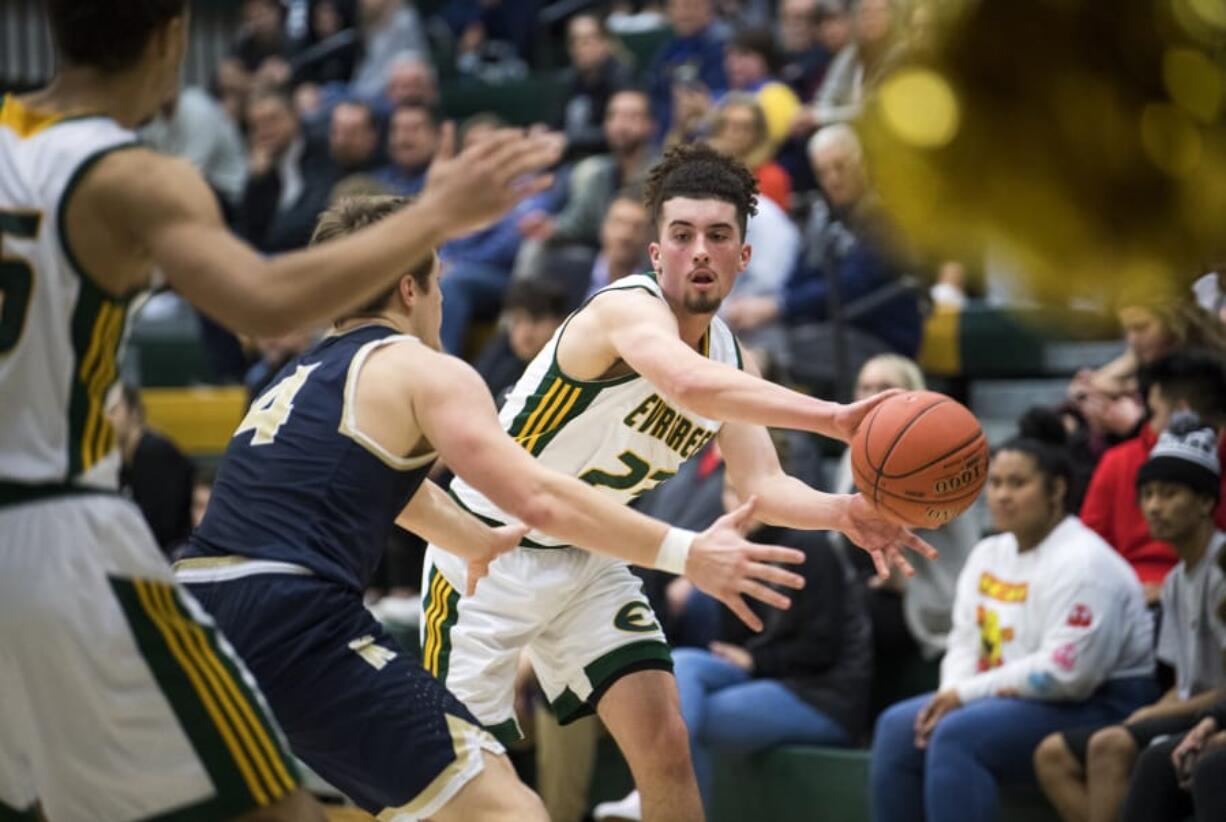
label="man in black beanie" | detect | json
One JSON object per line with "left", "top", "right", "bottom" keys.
{"left": 1035, "top": 411, "right": 1226, "bottom": 822}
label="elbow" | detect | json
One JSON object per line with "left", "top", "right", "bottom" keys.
{"left": 665, "top": 368, "right": 710, "bottom": 412}
{"left": 1034, "top": 669, "right": 1099, "bottom": 702}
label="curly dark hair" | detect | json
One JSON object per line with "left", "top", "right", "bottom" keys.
{"left": 643, "top": 143, "right": 759, "bottom": 238}
{"left": 48, "top": 0, "right": 187, "bottom": 72}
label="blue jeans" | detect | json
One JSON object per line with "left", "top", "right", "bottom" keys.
{"left": 674, "top": 648, "right": 852, "bottom": 810}
{"left": 439, "top": 263, "right": 510, "bottom": 355}
{"left": 870, "top": 676, "right": 1160, "bottom": 822}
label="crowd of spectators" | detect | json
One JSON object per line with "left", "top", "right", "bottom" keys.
{"left": 112, "top": 0, "right": 1226, "bottom": 820}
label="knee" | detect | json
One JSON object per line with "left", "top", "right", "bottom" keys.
{"left": 642, "top": 711, "right": 696, "bottom": 778}
{"left": 1033, "top": 733, "right": 1076, "bottom": 781}
{"left": 874, "top": 698, "right": 923, "bottom": 749}
{"left": 1087, "top": 726, "right": 1136, "bottom": 767}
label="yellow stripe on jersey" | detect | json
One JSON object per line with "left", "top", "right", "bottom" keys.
{"left": 132, "top": 580, "right": 272, "bottom": 806}
{"left": 518, "top": 385, "right": 581, "bottom": 451}
{"left": 0, "top": 95, "right": 66, "bottom": 139}
{"left": 514, "top": 378, "right": 564, "bottom": 445}
{"left": 151, "top": 583, "right": 296, "bottom": 797}
{"left": 79, "top": 302, "right": 124, "bottom": 470}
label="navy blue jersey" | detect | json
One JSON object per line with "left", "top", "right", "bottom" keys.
{"left": 189, "top": 325, "right": 433, "bottom": 590}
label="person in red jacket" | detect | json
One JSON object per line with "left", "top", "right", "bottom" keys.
{"left": 1080, "top": 350, "right": 1226, "bottom": 602}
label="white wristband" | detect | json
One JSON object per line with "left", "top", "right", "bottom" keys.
{"left": 654, "top": 527, "right": 695, "bottom": 575}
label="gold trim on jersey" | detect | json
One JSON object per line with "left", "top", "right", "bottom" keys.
{"left": 0, "top": 95, "right": 65, "bottom": 139}
{"left": 515, "top": 378, "right": 583, "bottom": 451}
{"left": 338, "top": 334, "right": 437, "bottom": 470}
{"left": 133, "top": 578, "right": 296, "bottom": 805}
{"left": 78, "top": 301, "right": 124, "bottom": 471}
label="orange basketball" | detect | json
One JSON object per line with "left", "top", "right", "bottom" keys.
{"left": 850, "top": 390, "right": 989, "bottom": 529}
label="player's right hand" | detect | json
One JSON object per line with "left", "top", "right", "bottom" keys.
{"left": 684, "top": 497, "right": 805, "bottom": 632}
{"left": 421, "top": 123, "right": 564, "bottom": 240}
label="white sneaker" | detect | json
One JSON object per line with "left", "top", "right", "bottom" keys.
{"left": 592, "top": 790, "right": 642, "bottom": 821}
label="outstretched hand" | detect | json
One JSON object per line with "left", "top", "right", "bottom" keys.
{"left": 684, "top": 497, "right": 806, "bottom": 632}
{"left": 423, "top": 123, "right": 565, "bottom": 240}
{"left": 465, "top": 522, "right": 529, "bottom": 596}
{"left": 829, "top": 389, "right": 903, "bottom": 443}
{"left": 841, "top": 494, "right": 938, "bottom": 579}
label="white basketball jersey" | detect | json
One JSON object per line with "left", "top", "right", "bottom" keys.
{"left": 451, "top": 273, "right": 743, "bottom": 546}
{"left": 0, "top": 96, "right": 138, "bottom": 488}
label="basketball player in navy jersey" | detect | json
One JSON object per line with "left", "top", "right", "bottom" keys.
{"left": 176, "top": 196, "right": 815, "bottom": 821}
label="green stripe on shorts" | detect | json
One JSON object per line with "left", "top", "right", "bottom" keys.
{"left": 109, "top": 578, "right": 298, "bottom": 817}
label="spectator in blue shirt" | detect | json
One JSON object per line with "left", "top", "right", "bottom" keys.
{"left": 647, "top": 0, "right": 729, "bottom": 141}
{"left": 373, "top": 103, "right": 437, "bottom": 195}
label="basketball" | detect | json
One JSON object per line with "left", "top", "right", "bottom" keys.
{"left": 850, "top": 391, "right": 989, "bottom": 529}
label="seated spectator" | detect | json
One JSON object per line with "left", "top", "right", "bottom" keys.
{"left": 1123, "top": 628, "right": 1226, "bottom": 822}
{"left": 240, "top": 88, "right": 339, "bottom": 252}
{"left": 439, "top": 115, "right": 550, "bottom": 353}
{"left": 1080, "top": 350, "right": 1226, "bottom": 602}
{"left": 586, "top": 193, "right": 653, "bottom": 299}
{"left": 777, "top": 0, "right": 838, "bottom": 101}
{"left": 382, "top": 53, "right": 439, "bottom": 109}
{"left": 223, "top": 0, "right": 292, "bottom": 87}
{"left": 722, "top": 124, "right": 922, "bottom": 367}
{"left": 105, "top": 384, "right": 196, "bottom": 557}
{"left": 596, "top": 480, "right": 872, "bottom": 820}
{"left": 328, "top": 98, "right": 382, "bottom": 177}
{"left": 350, "top": 0, "right": 429, "bottom": 98}
{"left": 795, "top": 0, "right": 903, "bottom": 133}
{"left": 290, "top": 0, "right": 359, "bottom": 87}
{"left": 474, "top": 279, "right": 570, "bottom": 403}
{"left": 835, "top": 355, "right": 978, "bottom": 672}
{"left": 554, "top": 14, "right": 637, "bottom": 161}
{"left": 723, "top": 28, "right": 802, "bottom": 153}
{"left": 520, "top": 88, "right": 656, "bottom": 249}
{"left": 373, "top": 103, "right": 438, "bottom": 195}
{"left": 647, "top": 0, "right": 728, "bottom": 141}
{"left": 1035, "top": 412, "right": 1226, "bottom": 822}
{"left": 140, "top": 87, "right": 248, "bottom": 210}
{"left": 1068, "top": 292, "right": 1226, "bottom": 445}
{"left": 871, "top": 424, "right": 1158, "bottom": 822}
{"left": 707, "top": 93, "right": 793, "bottom": 209}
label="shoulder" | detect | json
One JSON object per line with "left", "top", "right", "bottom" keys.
{"left": 1044, "top": 518, "right": 1135, "bottom": 580}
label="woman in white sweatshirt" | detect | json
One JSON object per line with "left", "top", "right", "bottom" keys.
{"left": 869, "top": 414, "right": 1159, "bottom": 822}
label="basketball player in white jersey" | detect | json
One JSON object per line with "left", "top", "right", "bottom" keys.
{"left": 0, "top": 1, "right": 563, "bottom": 819}
{"left": 424, "top": 142, "right": 937, "bottom": 821}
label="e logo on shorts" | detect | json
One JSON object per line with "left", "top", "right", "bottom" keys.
{"left": 614, "top": 602, "right": 659, "bottom": 633}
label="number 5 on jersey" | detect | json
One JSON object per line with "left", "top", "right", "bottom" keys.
{"left": 235, "top": 363, "right": 319, "bottom": 445}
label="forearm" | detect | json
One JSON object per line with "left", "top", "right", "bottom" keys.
{"left": 395, "top": 480, "right": 492, "bottom": 561}
{"left": 1142, "top": 689, "right": 1226, "bottom": 721}
{"left": 179, "top": 201, "right": 450, "bottom": 336}
{"left": 669, "top": 357, "right": 842, "bottom": 436}
{"left": 495, "top": 470, "right": 672, "bottom": 569}
{"left": 738, "top": 472, "right": 849, "bottom": 531}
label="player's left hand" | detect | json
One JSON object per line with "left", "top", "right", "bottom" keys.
{"left": 829, "top": 389, "right": 904, "bottom": 443}
{"left": 840, "top": 494, "right": 938, "bottom": 579}
{"left": 466, "top": 523, "right": 529, "bottom": 596}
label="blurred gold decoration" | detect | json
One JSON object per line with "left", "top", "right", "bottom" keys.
{"left": 859, "top": 0, "right": 1226, "bottom": 305}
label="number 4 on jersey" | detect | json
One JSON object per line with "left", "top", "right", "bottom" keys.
{"left": 235, "top": 363, "right": 319, "bottom": 445}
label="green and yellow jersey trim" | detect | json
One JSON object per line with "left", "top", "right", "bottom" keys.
{"left": 110, "top": 577, "right": 299, "bottom": 816}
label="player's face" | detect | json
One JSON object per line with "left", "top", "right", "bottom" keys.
{"left": 1140, "top": 481, "right": 1211, "bottom": 544}
{"left": 650, "top": 197, "right": 750, "bottom": 316}
{"left": 986, "top": 450, "right": 1060, "bottom": 537}
{"left": 411, "top": 256, "right": 444, "bottom": 351}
